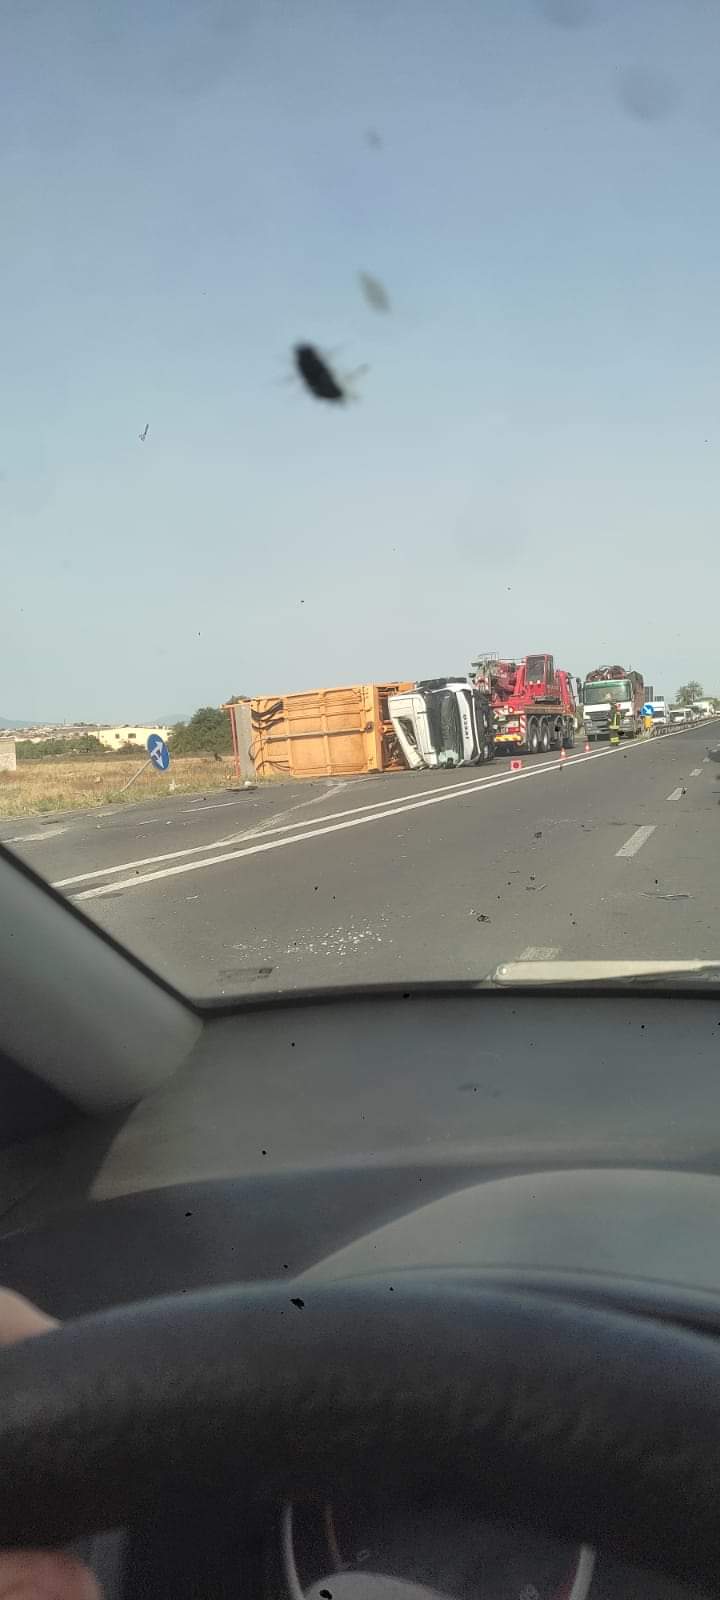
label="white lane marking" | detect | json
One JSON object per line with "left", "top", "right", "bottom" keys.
{"left": 181, "top": 799, "right": 242, "bottom": 813}
{"left": 690, "top": 768, "right": 702, "bottom": 777}
{"left": 5, "top": 828, "right": 68, "bottom": 844}
{"left": 59, "top": 723, "right": 699, "bottom": 894}
{"left": 616, "top": 824, "right": 656, "bottom": 858}
{"left": 59, "top": 729, "right": 700, "bottom": 896}
{"left": 519, "top": 946, "right": 559, "bottom": 960}
{"left": 667, "top": 787, "right": 684, "bottom": 801}
{"left": 74, "top": 749, "right": 620, "bottom": 901}
{"left": 55, "top": 752, "right": 593, "bottom": 889}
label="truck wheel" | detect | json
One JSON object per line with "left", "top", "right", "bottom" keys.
{"left": 528, "top": 720, "right": 539, "bottom": 754}
{"left": 564, "top": 720, "right": 575, "bottom": 749}
{"left": 539, "top": 719, "right": 550, "bottom": 753}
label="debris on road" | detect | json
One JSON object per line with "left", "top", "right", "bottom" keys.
{"left": 642, "top": 891, "right": 691, "bottom": 900}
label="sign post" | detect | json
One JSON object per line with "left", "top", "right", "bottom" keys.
{"left": 118, "top": 733, "right": 171, "bottom": 794}
{"left": 147, "top": 733, "right": 170, "bottom": 772}
{"left": 641, "top": 702, "right": 655, "bottom": 738}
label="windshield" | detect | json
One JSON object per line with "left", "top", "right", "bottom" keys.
{"left": 2, "top": 0, "right": 719, "bottom": 1000}
{"left": 583, "top": 682, "right": 632, "bottom": 706}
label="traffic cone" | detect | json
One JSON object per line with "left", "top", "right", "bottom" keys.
{"left": 584, "top": 738, "right": 591, "bottom": 753}
{"left": 510, "top": 757, "right": 522, "bottom": 772}
{"left": 559, "top": 746, "right": 566, "bottom": 763}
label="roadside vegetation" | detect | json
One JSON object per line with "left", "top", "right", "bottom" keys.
{"left": 675, "top": 682, "right": 718, "bottom": 707}
{"left": 0, "top": 705, "right": 253, "bottom": 818}
{"left": 0, "top": 753, "right": 239, "bottom": 820}
{"left": 169, "top": 706, "right": 234, "bottom": 756}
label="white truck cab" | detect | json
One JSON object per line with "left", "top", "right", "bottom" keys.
{"left": 649, "top": 699, "right": 669, "bottom": 732}
{"left": 388, "top": 679, "right": 494, "bottom": 769}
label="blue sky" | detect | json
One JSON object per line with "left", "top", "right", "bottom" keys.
{"left": 2, "top": 0, "right": 719, "bottom": 721}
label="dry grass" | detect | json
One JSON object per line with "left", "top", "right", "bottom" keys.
{"left": 0, "top": 755, "right": 246, "bottom": 819}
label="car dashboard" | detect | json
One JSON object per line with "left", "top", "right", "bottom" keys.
{"left": 273, "top": 1499, "right": 701, "bottom": 1600}
{"left": 2, "top": 988, "right": 720, "bottom": 1600}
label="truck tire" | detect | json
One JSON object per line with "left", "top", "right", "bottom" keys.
{"left": 528, "top": 719, "right": 539, "bottom": 754}
{"left": 539, "top": 719, "right": 550, "bottom": 753}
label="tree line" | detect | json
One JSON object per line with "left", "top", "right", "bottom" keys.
{"left": 15, "top": 706, "right": 234, "bottom": 761}
{"left": 168, "top": 706, "right": 232, "bottom": 756}
{"left": 675, "top": 682, "right": 717, "bottom": 706}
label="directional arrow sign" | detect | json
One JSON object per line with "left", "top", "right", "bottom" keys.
{"left": 146, "top": 733, "right": 170, "bottom": 771}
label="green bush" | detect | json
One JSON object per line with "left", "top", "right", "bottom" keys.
{"left": 169, "top": 706, "right": 232, "bottom": 757}
{"left": 16, "top": 735, "right": 104, "bottom": 760}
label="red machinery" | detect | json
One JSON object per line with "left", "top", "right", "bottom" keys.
{"left": 471, "top": 652, "right": 578, "bottom": 754}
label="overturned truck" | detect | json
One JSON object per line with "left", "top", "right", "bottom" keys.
{"left": 388, "top": 679, "right": 494, "bottom": 770}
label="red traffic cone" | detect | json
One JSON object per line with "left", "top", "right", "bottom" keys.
{"left": 584, "top": 738, "right": 591, "bottom": 753}
{"left": 559, "top": 746, "right": 566, "bottom": 762}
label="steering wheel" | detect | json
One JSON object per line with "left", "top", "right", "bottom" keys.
{"left": 0, "top": 1275, "right": 719, "bottom": 1588}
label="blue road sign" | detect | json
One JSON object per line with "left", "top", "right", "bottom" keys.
{"left": 147, "top": 733, "right": 170, "bottom": 771}
{"left": 641, "top": 703, "right": 655, "bottom": 717}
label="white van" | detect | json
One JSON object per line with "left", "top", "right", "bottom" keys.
{"left": 649, "top": 700, "right": 669, "bottom": 732}
{"left": 669, "top": 707, "right": 694, "bottom": 726}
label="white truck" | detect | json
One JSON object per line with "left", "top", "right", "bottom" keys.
{"left": 647, "top": 698, "right": 669, "bottom": 733}
{"left": 388, "top": 678, "right": 494, "bottom": 769}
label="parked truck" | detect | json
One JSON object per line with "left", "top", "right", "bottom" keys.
{"left": 388, "top": 678, "right": 494, "bottom": 770}
{"left": 470, "top": 652, "right": 578, "bottom": 754}
{"left": 581, "top": 665, "right": 645, "bottom": 742}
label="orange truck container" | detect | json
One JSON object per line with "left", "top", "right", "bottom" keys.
{"left": 245, "top": 683, "right": 412, "bottom": 779}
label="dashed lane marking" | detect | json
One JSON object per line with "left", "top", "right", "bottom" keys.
{"left": 519, "top": 946, "right": 560, "bottom": 960}
{"left": 667, "top": 787, "right": 684, "bottom": 801}
{"left": 616, "top": 825, "right": 656, "bottom": 858}
{"left": 181, "top": 799, "right": 244, "bottom": 813}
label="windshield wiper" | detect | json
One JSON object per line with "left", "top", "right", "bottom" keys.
{"left": 489, "top": 959, "right": 720, "bottom": 988}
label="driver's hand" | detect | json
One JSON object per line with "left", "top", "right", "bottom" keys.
{"left": 0, "top": 1289, "right": 101, "bottom": 1600}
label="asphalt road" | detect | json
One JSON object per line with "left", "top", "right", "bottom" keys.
{"left": 3, "top": 722, "right": 719, "bottom": 999}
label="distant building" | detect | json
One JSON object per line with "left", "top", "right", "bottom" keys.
{"left": 97, "top": 725, "right": 169, "bottom": 752}
{"left": 0, "top": 723, "right": 100, "bottom": 744}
